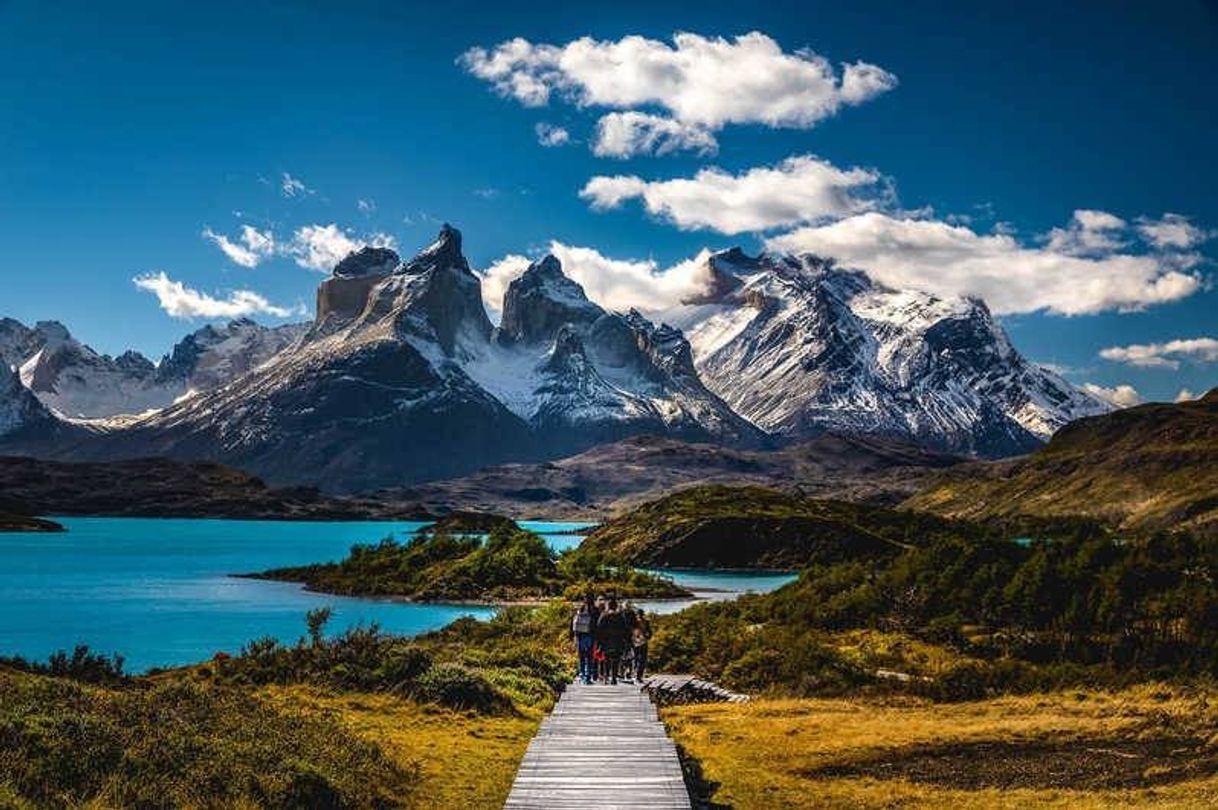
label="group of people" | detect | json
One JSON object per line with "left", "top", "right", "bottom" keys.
{"left": 570, "top": 595, "right": 651, "bottom": 686}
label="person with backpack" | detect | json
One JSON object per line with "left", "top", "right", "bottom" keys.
{"left": 632, "top": 608, "right": 652, "bottom": 682}
{"left": 594, "top": 596, "right": 629, "bottom": 685}
{"left": 570, "top": 595, "right": 597, "bottom": 685}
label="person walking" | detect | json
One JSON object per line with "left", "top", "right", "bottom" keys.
{"left": 632, "top": 608, "right": 652, "bottom": 682}
{"left": 595, "top": 597, "right": 629, "bottom": 685}
{"left": 570, "top": 595, "right": 597, "bottom": 685}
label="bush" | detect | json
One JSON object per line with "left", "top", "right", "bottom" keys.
{"left": 415, "top": 663, "right": 512, "bottom": 714}
{"left": 0, "top": 670, "right": 416, "bottom": 808}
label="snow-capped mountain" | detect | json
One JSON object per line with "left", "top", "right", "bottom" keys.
{"left": 658, "top": 248, "right": 1111, "bottom": 456}
{"left": 0, "top": 228, "right": 1110, "bottom": 490}
{"left": 467, "top": 253, "right": 762, "bottom": 452}
{"left": 71, "top": 226, "right": 757, "bottom": 490}
{"left": 0, "top": 317, "right": 305, "bottom": 419}
{"left": 99, "top": 226, "right": 536, "bottom": 491}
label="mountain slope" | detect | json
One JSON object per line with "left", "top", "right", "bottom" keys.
{"left": 578, "top": 485, "right": 970, "bottom": 569}
{"left": 659, "top": 248, "right": 1109, "bottom": 457}
{"left": 0, "top": 361, "right": 53, "bottom": 438}
{"left": 466, "top": 254, "right": 764, "bottom": 453}
{"left": 98, "top": 226, "right": 537, "bottom": 492}
{"left": 3, "top": 317, "right": 305, "bottom": 419}
{"left": 0, "top": 455, "right": 428, "bottom": 520}
{"left": 905, "top": 389, "right": 1218, "bottom": 537}
{"left": 394, "top": 433, "right": 962, "bottom": 518}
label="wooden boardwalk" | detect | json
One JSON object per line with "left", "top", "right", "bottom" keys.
{"left": 503, "top": 682, "right": 692, "bottom": 809}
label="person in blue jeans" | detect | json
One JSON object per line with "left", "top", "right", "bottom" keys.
{"left": 570, "top": 595, "right": 598, "bottom": 685}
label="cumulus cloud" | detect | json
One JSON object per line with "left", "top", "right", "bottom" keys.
{"left": 1176, "top": 388, "right": 1197, "bottom": 403}
{"left": 202, "top": 225, "right": 276, "bottom": 268}
{"left": 535, "top": 122, "right": 571, "bottom": 147}
{"left": 460, "top": 32, "right": 896, "bottom": 157}
{"left": 1099, "top": 337, "right": 1218, "bottom": 369}
{"left": 1081, "top": 383, "right": 1143, "bottom": 409}
{"left": 1044, "top": 209, "right": 1127, "bottom": 256}
{"left": 1137, "top": 213, "right": 1211, "bottom": 250}
{"left": 480, "top": 242, "right": 714, "bottom": 316}
{"left": 288, "top": 224, "right": 396, "bottom": 272}
{"left": 593, "top": 112, "right": 717, "bottom": 158}
{"left": 582, "top": 155, "right": 883, "bottom": 234}
{"left": 768, "top": 212, "right": 1203, "bottom": 315}
{"left": 133, "top": 272, "right": 297, "bottom": 319}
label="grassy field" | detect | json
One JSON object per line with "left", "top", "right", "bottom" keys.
{"left": 664, "top": 684, "right": 1218, "bottom": 808}
{"left": 264, "top": 686, "right": 545, "bottom": 809}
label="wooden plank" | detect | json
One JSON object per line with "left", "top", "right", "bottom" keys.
{"left": 504, "top": 682, "right": 692, "bottom": 810}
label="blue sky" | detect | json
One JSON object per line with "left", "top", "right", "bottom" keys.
{"left": 1, "top": 0, "right": 1215, "bottom": 403}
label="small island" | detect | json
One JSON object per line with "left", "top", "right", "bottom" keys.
{"left": 0, "top": 512, "right": 65, "bottom": 532}
{"left": 242, "top": 521, "right": 691, "bottom": 603}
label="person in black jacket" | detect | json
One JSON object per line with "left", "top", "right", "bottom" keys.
{"left": 594, "top": 597, "right": 629, "bottom": 685}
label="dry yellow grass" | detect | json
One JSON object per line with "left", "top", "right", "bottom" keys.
{"left": 262, "top": 686, "right": 544, "bottom": 809}
{"left": 664, "top": 684, "right": 1218, "bottom": 809}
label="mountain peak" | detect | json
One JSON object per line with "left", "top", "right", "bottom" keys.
{"left": 405, "top": 224, "right": 467, "bottom": 274}
{"left": 333, "top": 246, "right": 400, "bottom": 279}
{"left": 681, "top": 248, "right": 750, "bottom": 305}
{"left": 499, "top": 255, "right": 601, "bottom": 344}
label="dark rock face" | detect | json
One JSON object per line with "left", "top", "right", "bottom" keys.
{"left": 333, "top": 246, "right": 400, "bottom": 278}
{"left": 0, "top": 362, "right": 52, "bottom": 437}
{"left": 316, "top": 274, "right": 387, "bottom": 324}
{"left": 500, "top": 255, "right": 601, "bottom": 344}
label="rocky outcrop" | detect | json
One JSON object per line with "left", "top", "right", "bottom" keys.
{"left": 499, "top": 255, "right": 601, "bottom": 343}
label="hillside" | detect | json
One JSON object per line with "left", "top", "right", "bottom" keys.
{"left": 393, "top": 433, "right": 963, "bottom": 519}
{"left": 0, "top": 456, "right": 430, "bottom": 520}
{"left": 906, "top": 389, "right": 1218, "bottom": 537}
{"left": 578, "top": 485, "right": 970, "bottom": 569}
{"left": 246, "top": 522, "right": 691, "bottom": 602}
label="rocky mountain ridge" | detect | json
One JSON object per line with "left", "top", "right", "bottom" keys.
{"left": 0, "top": 316, "right": 305, "bottom": 419}
{"left": 0, "top": 226, "right": 1113, "bottom": 492}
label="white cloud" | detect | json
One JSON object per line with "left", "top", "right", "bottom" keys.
{"left": 1081, "top": 383, "right": 1143, "bottom": 409}
{"left": 1176, "top": 388, "right": 1197, "bottom": 403}
{"left": 480, "top": 242, "right": 713, "bottom": 316}
{"left": 1044, "top": 209, "right": 1127, "bottom": 256}
{"left": 288, "top": 224, "right": 396, "bottom": 272}
{"left": 1099, "top": 337, "right": 1218, "bottom": 369}
{"left": 582, "top": 155, "right": 883, "bottom": 234}
{"left": 473, "top": 188, "right": 500, "bottom": 199}
{"left": 281, "top": 172, "right": 313, "bottom": 198}
{"left": 133, "top": 272, "right": 296, "bottom": 319}
{"left": 1137, "top": 213, "right": 1211, "bottom": 250}
{"left": 768, "top": 212, "right": 1203, "bottom": 315}
{"left": 357, "top": 198, "right": 376, "bottom": 214}
{"left": 593, "top": 112, "right": 717, "bottom": 158}
{"left": 202, "top": 225, "right": 276, "bottom": 268}
{"left": 535, "top": 122, "right": 571, "bottom": 147}
{"left": 460, "top": 32, "right": 896, "bottom": 156}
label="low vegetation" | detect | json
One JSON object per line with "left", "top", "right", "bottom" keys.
{"left": 665, "top": 685, "right": 1218, "bottom": 808}
{"left": 580, "top": 485, "right": 974, "bottom": 569}
{"left": 649, "top": 525, "right": 1218, "bottom": 699}
{"left": 908, "top": 389, "right": 1218, "bottom": 538}
{"left": 0, "top": 602, "right": 578, "bottom": 809}
{"left": 247, "top": 522, "right": 691, "bottom": 601}
{"left": 0, "top": 666, "right": 416, "bottom": 808}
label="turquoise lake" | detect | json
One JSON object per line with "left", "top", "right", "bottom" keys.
{"left": 0, "top": 517, "right": 795, "bottom": 672}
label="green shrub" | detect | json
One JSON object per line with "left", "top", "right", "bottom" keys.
{"left": 415, "top": 663, "right": 512, "bottom": 714}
